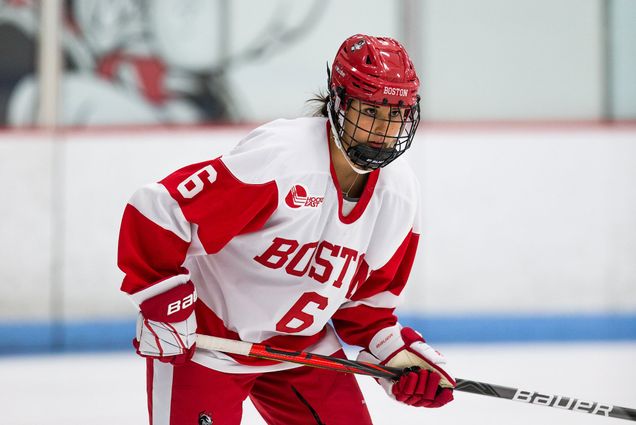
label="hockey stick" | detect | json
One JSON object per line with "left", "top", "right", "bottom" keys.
{"left": 196, "top": 334, "right": 636, "bottom": 422}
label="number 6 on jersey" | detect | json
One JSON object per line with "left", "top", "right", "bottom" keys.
{"left": 177, "top": 164, "right": 217, "bottom": 199}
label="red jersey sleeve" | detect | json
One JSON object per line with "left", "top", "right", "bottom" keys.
{"left": 118, "top": 157, "right": 278, "bottom": 302}
{"left": 331, "top": 230, "right": 420, "bottom": 349}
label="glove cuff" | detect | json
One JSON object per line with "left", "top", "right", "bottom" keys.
{"left": 369, "top": 324, "right": 423, "bottom": 362}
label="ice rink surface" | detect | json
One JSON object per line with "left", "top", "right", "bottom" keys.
{"left": 2, "top": 342, "right": 635, "bottom": 425}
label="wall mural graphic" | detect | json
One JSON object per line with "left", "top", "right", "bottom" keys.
{"left": 0, "top": 0, "right": 323, "bottom": 127}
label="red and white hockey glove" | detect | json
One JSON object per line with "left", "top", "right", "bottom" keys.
{"left": 133, "top": 282, "right": 197, "bottom": 365}
{"left": 357, "top": 326, "right": 455, "bottom": 408}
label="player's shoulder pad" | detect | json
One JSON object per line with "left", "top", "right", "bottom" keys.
{"left": 221, "top": 117, "right": 328, "bottom": 184}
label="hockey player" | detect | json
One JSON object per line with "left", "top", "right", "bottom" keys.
{"left": 118, "top": 34, "right": 455, "bottom": 424}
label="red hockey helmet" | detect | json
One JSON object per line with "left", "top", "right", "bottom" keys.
{"left": 328, "top": 34, "right": 421, "bottom": 171}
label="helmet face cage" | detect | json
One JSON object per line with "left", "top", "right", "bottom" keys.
{"left": 328, "top": 89, "right": 421, "bottom": 170}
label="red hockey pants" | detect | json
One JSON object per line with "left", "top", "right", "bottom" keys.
{"left": 145, "top": 349, "right": 373, "bottom": 425}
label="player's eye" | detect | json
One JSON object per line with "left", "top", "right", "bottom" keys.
{"left": 390, "top": 109, "right": 402, "bottom": 118}
{"left": 361, "top": 107, "right": 377, "bottom": 117}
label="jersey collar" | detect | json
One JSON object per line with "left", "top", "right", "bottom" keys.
{"left": 326, "top": 120, "right": 380, "bottom": 224}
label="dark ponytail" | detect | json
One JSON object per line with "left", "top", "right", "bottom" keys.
{"left": 306, "top": 90, "right": 330, "bottom": 117}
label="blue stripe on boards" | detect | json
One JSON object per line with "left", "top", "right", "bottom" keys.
{"left": 398, "top": 313, "right": 636, "bottom": 343}
{"left": 0, "top": 313, "right": 635, "bottom": 355}
{"left": 0, "top": 319, "right": 135, "bottom": 355}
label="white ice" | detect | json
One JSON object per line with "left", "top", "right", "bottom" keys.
{"left": 1, "top": 342, "right": 635, "bottom": 425}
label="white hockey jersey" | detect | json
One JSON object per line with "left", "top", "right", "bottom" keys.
{"left": 119, "top": 117, "right": 422, "bottom": 373}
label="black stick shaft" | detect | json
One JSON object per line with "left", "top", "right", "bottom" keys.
{"left": 455, "top": 378, "right": 636, "bottom": 421}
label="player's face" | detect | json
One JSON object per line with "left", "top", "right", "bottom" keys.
{"left": 342, "top": 99, "right": 407, "bottom": 149}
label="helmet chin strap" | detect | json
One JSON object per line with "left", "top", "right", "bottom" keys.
{"left": 328, "top": 121, "right": 373, "bottom": 175}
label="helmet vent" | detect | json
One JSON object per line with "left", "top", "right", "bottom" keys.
{"left": 365, "top": 55, "right": 373, "bottom": 65}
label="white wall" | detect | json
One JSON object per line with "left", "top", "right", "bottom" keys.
{"left": 0, "top": 135, "right": 54, "bottom": 320}
{"left": 406, "top": 125, "right": 636, "bottom": 313}
{"left": 1, "top": 125, "right": 634, "bottom": 321}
